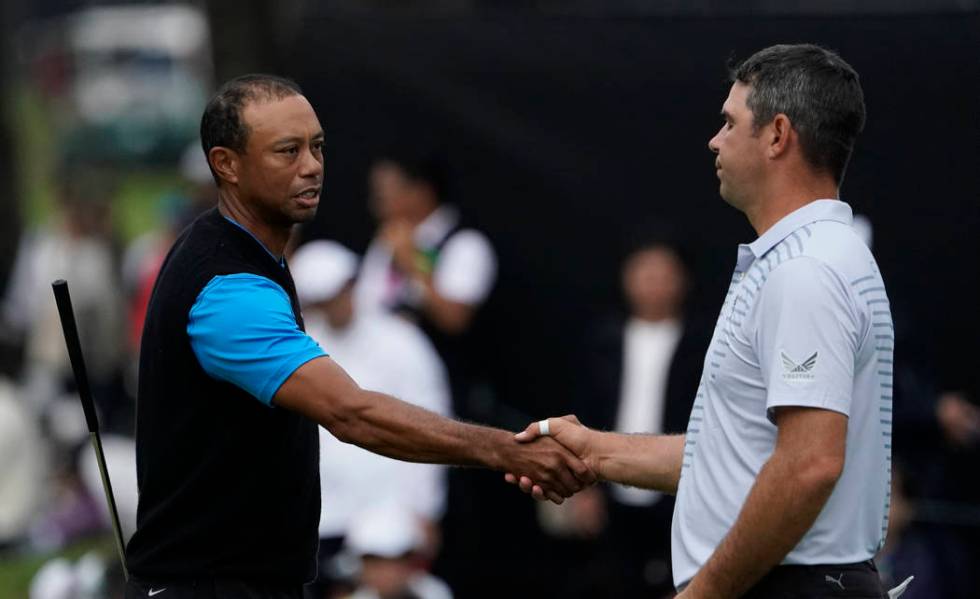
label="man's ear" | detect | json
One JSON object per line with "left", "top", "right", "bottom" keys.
{"left": 767, "top": 114, "right": 793, "bottom": 160}
{"left": 208, "top": 147, "right": 240, "bottom": 185}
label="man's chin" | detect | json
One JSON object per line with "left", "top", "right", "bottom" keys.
{"left": 288, "top": 202, "right": 319, "bottom": 223}
{"left": 718, "top": 184, "right": 741, "bottom": 209}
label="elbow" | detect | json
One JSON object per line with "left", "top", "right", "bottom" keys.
{"left": 429, "top": 302, "right": 474, "bottom": 335}
{"left": 319, "top": 390, "right": 369, "bottom": 445}
{"left": 796, "top": 453, "right": 844, "bottom": 495}
{"left": 324, "top": 412, "right": 356, "bottom": 444}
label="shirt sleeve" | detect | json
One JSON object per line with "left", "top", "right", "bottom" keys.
{"left": 433, "top": 230, "right": 497, "bottom": 305}
{"left": 755, "top": 256, "right": 860, "bottom": 422}
{"left": 188, "top": 273, "right": 326, "bottom": 405}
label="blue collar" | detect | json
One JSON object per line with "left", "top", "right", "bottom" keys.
{"left": 222, "top": 215, "right": 285, "bottom": 267}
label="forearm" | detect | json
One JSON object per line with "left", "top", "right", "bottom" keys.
{"left": 684, "top": 451, "right": 838, "bottom": 598}
{"left": 279, "top": 357, "right": 593, "bottom": 502}
{"left": 329, "top": 387, "right": 506, "bottom": 469}
{"left": 411, "top": 273, "right": 473, "bottom": 334}
{"left": 592, "top": 432, "right": 685, "bottom": 494}
{"left": 276, "top": 357, "right": 505, "bottom": 469}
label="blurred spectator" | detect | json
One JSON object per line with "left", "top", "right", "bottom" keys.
{"left": 29, "top": 551, "right": 125, "bottom": 599}
{"left": 0, "top": 377, "right": 45, "bottom": 549}
{"left": 551, "top": 240, "right": 708, "bottom": 598}
{"left": 935, "top": 391, "right": 980, "bottom": 448}
{"left": 77, "top": 434, "right": 138, "bottom": 542}
{"left": 3, "top": 171, "right": 124, "bottom": 421}
{"left": 355, "top": 150, "right": 496, "bottom": 413}
{"left": 343, "top": 504, "right": 453, "bottom": 599}
{"left": 291, "top": 240, "right": 451, "bottom": 599}
{"left": 354, "top": 151, "right": 501, "bottom": 597}
{"left": 1, "top": 171, "right": 123, "bottom": 552}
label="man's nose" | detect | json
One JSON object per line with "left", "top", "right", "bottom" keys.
{"left": 300, "top": 147, "right": 323, "bottom": 178}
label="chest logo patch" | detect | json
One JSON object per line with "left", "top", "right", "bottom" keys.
{"left": 781, "top": 350, "right": 817, "bottom": 384}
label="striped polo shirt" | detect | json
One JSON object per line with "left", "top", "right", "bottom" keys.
{"left": 671, "top": 199, "right": 893, "bottom": 588}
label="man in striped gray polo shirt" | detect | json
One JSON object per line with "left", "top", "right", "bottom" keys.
{"left": 510, "top": 44, "right": 895, "bottom": 598}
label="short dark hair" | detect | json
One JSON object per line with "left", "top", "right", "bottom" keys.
{"left": 375, "top": 147, "right": 450, "bottom": 203}
{"left": 200, "top": 74, "right": 303, "bottom": 182}
{"left": 731, "top": 44, "right": 866, "bottom": 185}
{"left": 624, "top": 238, "right": 691, "bottom": 279}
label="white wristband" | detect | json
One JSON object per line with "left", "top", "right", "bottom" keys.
{"left": 538, "top": 419, "right": 550, "bottom": 436}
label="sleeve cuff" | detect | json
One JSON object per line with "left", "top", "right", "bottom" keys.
{"left": 766, "top": 392, "right": 851, "bottom": 424}
{"left": 259, "top": 348, "right": 328, "bottom": 406}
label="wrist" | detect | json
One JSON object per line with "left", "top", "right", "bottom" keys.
{"left": 478, "top": 427, "right": 512, "bottom": 471}
{"left": 590, "top": 430, "right": 611, "bottom": 482}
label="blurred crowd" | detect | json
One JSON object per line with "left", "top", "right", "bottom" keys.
{"left": 0, "top": 1, "right": 975, "bottom": 597}
{"left": 0, "top": 137, "right": 977, "bottom": 599}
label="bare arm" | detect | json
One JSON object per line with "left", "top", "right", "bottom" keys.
{"left": 679, "top": 407, "right": 846, "bottom": 598}
{"left": 415, "top": 276, "right": 475, "bottom": 335}
{"left": 383, "top": 221, "right": 481, "bottom": 335}
{"left": 274, "top": 357, "right": 594, "bottom": 502}
{"left": 590, "top": 429, "right": 686, "bottom": 494}
{"left": 508, "top": 416, "right": 685, "bottom": 496}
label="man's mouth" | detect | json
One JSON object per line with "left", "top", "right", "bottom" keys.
{"left": 294, "top": 187, "right": 321, "bottom": 206}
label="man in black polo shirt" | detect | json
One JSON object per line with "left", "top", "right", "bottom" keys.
{"left": 124, "top": 75, "right": 593, "bottom": 599}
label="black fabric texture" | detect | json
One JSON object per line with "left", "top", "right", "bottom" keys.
{"left": 126, "top": 208, "right": 320, "bottom": 584}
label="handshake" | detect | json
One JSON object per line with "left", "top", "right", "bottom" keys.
{"left": 500, "top": 415, "right": 598, "bottom": 505}
{"left": 496, "top": 415, "right": 684, "bottom": 504}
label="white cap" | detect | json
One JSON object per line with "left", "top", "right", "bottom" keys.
{"left": 291, "top": 240, "right": 359, "bottom": 305}
{"left": 345, "top": 504, "right": 425, "bottom": 559}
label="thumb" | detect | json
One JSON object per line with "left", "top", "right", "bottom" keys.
{"left": 514, "top": 420, "right": 540, "bottom": 443}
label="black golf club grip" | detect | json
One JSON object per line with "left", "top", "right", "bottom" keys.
{"left": 52, "top": 279, "right": 100, "bottom": 433}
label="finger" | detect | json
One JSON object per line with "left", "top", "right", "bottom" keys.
{"left": 519, "top": 476, "right": 534, "bottom": 494}
{"left": 550, "top": 440, "right": 594, "bottom": 484}
{"left": 531, "top": 485, "right": 546, "bottom": 501}
{"left": 566, "top": 452, "right": 597, "bottom": 485}
{"left": 560, "top": 414, "right": 583, "bottom": 426}
{"left": 544, "top": 489, "right": 564, "bottom": 504}
{"left": 553, "top": 463, "right": 582, "bottom": 496}
{"left": 537, "top": 458, "right": 576, "bottom": 498}
{"left": 504, "top": 473, "right": 517, "bottom": 485}
{"left": 514, "top": 421, "right": 541, "bottom": 443}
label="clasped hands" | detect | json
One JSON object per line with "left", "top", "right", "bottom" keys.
{"left": 502, "top": 415, "right": 597, "bottom": 504}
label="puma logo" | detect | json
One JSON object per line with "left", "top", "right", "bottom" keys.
{"left": 825, "top": 573, "right": 845, "bottom": 590}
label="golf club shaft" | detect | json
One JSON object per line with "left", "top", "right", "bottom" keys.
{"left": 52, "top": 279, "right": 130, "bottom": 581}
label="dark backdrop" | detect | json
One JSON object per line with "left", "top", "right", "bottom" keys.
{"left": 287, "top": 13, "right": 979, "bottom": 595}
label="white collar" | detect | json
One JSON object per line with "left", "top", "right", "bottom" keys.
{"left": 736, "top": 199, "right": 852, "bottom": 270}
{"left": 414, "top": 205, "right": 460, "bottom": 248}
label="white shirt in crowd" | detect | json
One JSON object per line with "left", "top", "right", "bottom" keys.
{"left": 612, "top": 318, "right": 682, "bottom": 507}
{"left": 672, "top": 200, "right": 893, "bottom": 587}
{"left": 306, "top": 311, "right": 452, "bottom": 539}
{"left": 355, "top": 205, "right": 497, "bottom": 312}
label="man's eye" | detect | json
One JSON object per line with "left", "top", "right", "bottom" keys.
{"left": 281, "top": 147, "right": 298, "bottom": 155}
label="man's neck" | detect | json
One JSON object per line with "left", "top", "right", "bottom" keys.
{"left": 744, "top": 174, "right": 838, "bottom": 237}
{"left": 404, "top": 204, "right": 438, "bottom": 228}
{"left": 632, "top": 308, "right": 681, "bottom": 324}
{"left": 217, "top": 190, "right": 289, "bottom": 258}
